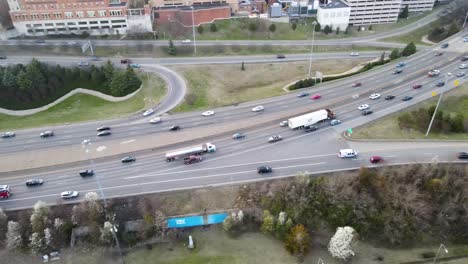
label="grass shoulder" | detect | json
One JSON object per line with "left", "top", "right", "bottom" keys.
{"left": 351, "top": 84, "right": 468, "bottom": 140}
{"left": 0, "top": 73, "right": 166, "bottom": 130}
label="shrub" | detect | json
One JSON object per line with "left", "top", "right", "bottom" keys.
{"left": 285, "top": 224, "right": 310, "bottom": 258}
{"left": 421, "top": 251, "right": 436, "bottom": 258}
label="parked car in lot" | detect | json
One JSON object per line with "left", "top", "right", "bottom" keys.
{"left": 97, "top": 126, "right": 111, "bottom": 132}
{"left": 280, "top": 121, "right": 288, "bottom": 127}
{"left": 276, "top": 54, "right": 286, "bottom": 59}
{"left": 338, "top": 149, "right": 358, "bottom": 158}
{"left": 184, "top": 155, "right": 202, "bottom": 165}
{"left": 393, "top": 69, "right": 403, "bottom": 75}
{"left": 297, "top": 92, "right": 309, "bottom": 97}
{"left": 169, "top": 125, "right": 181, "bottom": 131}
{"left": 330, "top": 119, "right": 341, "bottom": 126}
{"left": 412, "top": 84, "right": 422, "bottom": 89}
{"left": 385, "top": 95, "right": 395, "bottom": 100}
{"left": 121, "top": 156, "right": 136, "bottom": 163}
{"left": 351, "top": 82, "right": 362, "bottom": 87}
{"left": 232, "top": 133, "right": 245, "bottom": 140}
{"left": 257, "top": 166, "right": 273, "bottom": 174}
{"left": 61, "top": 191, "right": 79, "bottom": 199}
{"left": 26, "top": 179, "right": 44, "bottom": 187}
{"left": 40, "top": 131, "right": 54, "bottom": 138}
{"left": 361, "top": 109, "right": 373, "bottom": 116}
{"left": 251, "top": 106, "right": 264, "bottom": 112}
{"left": 268, "top": 135, "right": 282, "bottom": 143}
{"left": 79, "top": 170, "right": 94, "bottom": 177}
{"left": 97, "top": 131, "right": 111, "bottom": 137}
{"left": 143, "top": 109, "right": 154, "bottom": 116}
{"left": 1, "top": 132, "right": 15, "bottom": 138}
{"left": 436, "top": 81, "right": 445, "bottom": 87}
{"left": 310, "top": 94, "right": 321, "bottom": 100}
{"left": 149, "top": 117, "right": 161, "bottom": 124}
{"left": 358, "top": 104, "right": 370, "bottom": 110}
{"left": 369, "top": 93, "right": 381, "bottom": 100}
{"left": 456, "top": 72, "right": 465, "bottom": 77}
{"left": 402, "top": 96, "right": 413, "bottom": 101}
{"left": 304, "top": 125, "right": 318, "bottom": 133}
{"left": 457, "top": 152, "right": 468, "bottom": 159}
{"left": 370, "top": 156, "right": 383, "bottom": 163}
{"left": 202, "top": 110, "right": 215, "bottom": 116}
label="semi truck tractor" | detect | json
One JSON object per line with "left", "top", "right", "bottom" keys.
{"left": 288, "top": 109, "right": 336, "bottom": 129}
{"left": 0, "top": 185, "right": 11, "bottom": 199}
{"left": 165, "top": 143, "right": 216, "bottom": 162}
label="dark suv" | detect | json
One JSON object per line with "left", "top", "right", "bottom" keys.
{"left": 26, "top": 179, "right": 44, "bottom": 187}
{"left": 257, "top": 166, "right": 273, "bottom": 174}
{"left": 97, "top": 126, "right": 111, "bottom": 132}
{"left": 457, "top": 152, "right": 468, "bottom": 159}
{"left": 170, "top": 125, "right": 181, "bottom": 131}
{"left": 304, "top": 125, "right": 318, "bottom": 133}
{"left": 79, "top": 170, "right": 94, "bottom": 177}
{"left": 121, "top": 156, "right": 136, "bottom": 163}
{"left": 362, "top": 109, "right": 373, "bottom": 116}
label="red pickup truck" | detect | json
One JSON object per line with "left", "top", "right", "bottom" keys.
{"left": 120, "top": 59, "right": 132, "bottom": 64}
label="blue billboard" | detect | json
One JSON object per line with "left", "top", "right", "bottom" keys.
{"left": 167, "top": 215, "right": 204, "bottom": 228}
{"left": 207, "top": 213, "right": 228, "bottom": 225}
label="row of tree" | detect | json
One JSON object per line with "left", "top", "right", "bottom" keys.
{"left": 398, "top": 105, "right": 465, "bottom": 134}
{"left": 0, "top": 59, "right": 141, "bottom": 110}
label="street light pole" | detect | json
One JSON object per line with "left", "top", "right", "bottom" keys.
{"left": 308, "top": 21, "right": 318, "bottom": 79}
{"left": 317, "top": 257, "right": 325, "bottom": 264}
{"left": 191, "top": 6, "right": 197, "bottom": 55}
{"left": 463, "top": 11, "right": 468, "bottom": 28}
{"left": 425, "top": 72, "right": 451, "bottom": 137}
{"left": 432, "top": 243, "right": 449, "bottom": 264}
{"left": 81, "top": 140, "right": 125, "bottom": 264}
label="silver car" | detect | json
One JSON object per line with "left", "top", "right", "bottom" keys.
{"left": 61, "top": 191, "right": 79, "bottom": 199}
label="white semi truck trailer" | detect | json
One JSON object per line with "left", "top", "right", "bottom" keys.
{"left": 165, "top": 143, "right": 216, "bottom": 162}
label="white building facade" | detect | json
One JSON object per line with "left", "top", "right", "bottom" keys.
{"left": 317, "top": 0, "right": 351, "bottom": 30}
{"left": 346, "top": 0, "right": 403, "bottom": 25}
{"left": 402, "top": 0, "right": 435, "bottom": 12}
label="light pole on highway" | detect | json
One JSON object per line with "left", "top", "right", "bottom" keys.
{"left": 81, "top": 139, "right": 125, "bottom": 264}
{"left": 432, "top": 243, "right": 449, "bottom": 264}
{"left": 463, "top": 11, "right": 468, "bottom": 28}
{"left": 308, "top": 21, "right": 318, "bottom": 79}
{"left": 425, "top": 72, "right": 451, "bottom": 137}
{"left": 317, "top": 257, "right": 325, "bottom": 264}
{"left": 191, "top": 6, "right": 197, "bottom": 55}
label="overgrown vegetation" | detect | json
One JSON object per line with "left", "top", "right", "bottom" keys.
{"left": 0, "top": 59, "right": 141, "bottom": 110}
{"left": 398, "top": 105, "right": 465, "bottom": 133}
{"left": 428, "top": 0, "right": 466, "bottom": 42}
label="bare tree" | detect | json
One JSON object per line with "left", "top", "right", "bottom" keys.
{"left": 6, "top": 221, "right": 22, "bottom": 249}
{"left": 0, "top": 207, "right": 7, "bottom": 243}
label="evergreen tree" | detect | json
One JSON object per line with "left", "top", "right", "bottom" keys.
{"left": 344, "top": 26, "right": 350, "bottom": 34}
{"left": 323, "top": 25, "right": 331, "bottom": 35}
{"left": 292, "top": 23, "right": 297, "bottom": 31}
{"left": 102, "top": 60, "right": 115, "bottom": 83}
{"left": 241, "top": 61, "right": 245, "bottom": 71}
{"left": 2, "top": 67, "right": 17, "bottom": 89}
{"left": 168, "top": 39, "right": 177, "bottom": 56}
{"left": 335, "top": 26, "right": 340, "bottom": 34}
{"left": 269, "top": 23, "right": 276, "bottom": 33}
{"left": 314, "top": 22, "right": 321, "bottom": 32}
{"left": 16, "top": 70, "right": 32, "bottom": 93}
{"left": 110, "top": 72, "right": 125, "bottom": 96}
{"left": 401, "top": 42, "right": 416, "bottom": 56}
{"left": 197, "top": 25, "right": 204, "bottom": 34}
{"left": 390, "top": 48, "right": 400, "bottom": 60}
{"left": 380, "top": 51, "right": 386, "bottom": 62}
{"left": 368, "top": 25, "right": 373, "bottom": 30}
{"left": 248, "top": 22, "right": 257, "bottom": 32}
{"left": 121, "top": 66, "right": 142, "bottom": 94}
{"left": 447, "top": 22, "right": 460, "bottom": 37}
{"left": 210, "top": 23, "right": 217, "bottom": 32}
{"left": 399, "top": 5, "right": 409, "bottom": 19}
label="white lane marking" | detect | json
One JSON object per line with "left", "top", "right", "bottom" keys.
{"left": 385, "top": 155, "right": 397, "bottom": 158}
{"left": 120, "top": 139, "right": 136, "bottom": 145}
{"left": 423, "top": 153, "right": 433, "bottom": 155}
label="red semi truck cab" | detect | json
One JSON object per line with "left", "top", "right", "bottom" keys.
{"left": 0, "top": 185, "right": 11, "bottom": 199}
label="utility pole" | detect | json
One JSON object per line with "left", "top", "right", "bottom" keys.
{"left": 191, "top": 6, "right": 197, "bottom": 55}
{"left": 425, "top": 73, "right": 451, "bottom": 137}
{"left": 432, "top": 243, "right": 449, "bottom": 264}
{"left": 463, "top": 11, "right": 468, "bottom": 28}
{"left": 308, "top": 21, "right": 318, "bottom": 79}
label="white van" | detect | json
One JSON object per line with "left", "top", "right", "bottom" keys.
{"left": 338, "top": 149, "right": 358, "bottom": 158}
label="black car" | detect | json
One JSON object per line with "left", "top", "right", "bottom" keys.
{"left": 35, "top": 39, "right": 45, "bottom": 43}
{"left": 304, "top": 125, "right": 318, "bottom": 133}
{"left": 97, "top": 131, "right": 112, "bottom": 137}
{"left": 79, "top": 170, "right": 94, "bottom": 177}
{"left": 393, "top": 69, "right": 403, "bottom": 75}
{"left": 121, "top": 156, "right": 136, "bottom": 163}
{"left": 436, "top": 81, "right": 445, "bottom": 87}
{"left": 26, "top": 179, "right": 44, "bottom": 187}
{"left": 232, "top": 133, "right": 245, "bottom": 139}
{"left": 170, "top": 125, "right": 181, "bottom": 131}
{"left": 257, "top": 166, "right": 273, "bottom": 174}
{"left": 462, "top": 56, "right": 468, "bottom": 62}
{"left": 276, "top": 54, "right": 286, "bottom": 59}
{"left": 457, "top": 152, "right": 468, "bottom": 159}
{"left": 385, "top": 95, "right": 395, "bottom": 100}
{"left": 0, "top": 56, "right": 6, "bottom": 59}
{"left": 402, "top": 96, "right": 413, "bottom": 101}
{"left": 362, "top": 109, "right": 373, "bottom": 116}
{"left": 441, "top": 43, "right": 449, "bottom": 48}
{"left": 97, "top": 126, "right": 111, "bottom": 132}
{"left": 297, "top": 92, "right": 309, "bottom": 98}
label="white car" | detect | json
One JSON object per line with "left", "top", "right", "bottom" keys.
{"left": 464, "top": 37, "right": 468, "bottom": 42}
{"left": 67, "top": 41, "right": 77, "bottom": 45}
{"left": 251, "top": 106, "right": 265, "bottom": 112}
{"left": 338, "top": 149, "right": 358, "bottom": 158}
{"left": 349, "top": 52, "right": 359, "bottom": 56}
{"left": 280, "top": 121, "right": 288, "bottom": 127}
{"left": 149, "top": 117, "right": 161, "bottom": 124}
{"left": 78, "top": 61, "right": 89, "bottom": 67}
{"left": 143, "top": 109, "right": 154, "bottom": 117}
{"left": 358, "top": 104, "right": 370, "bottom": 110}
{"left": 369, "top": 93, "right": 381, "bottom": 100}
{"left": 61, "top": 191, "right": 79, "bottom": 199}
{"left": 1, "top": 131, "right": 15, "bottom": 138}
{"left": 182, "top": 39, "right": 191, "bottom": 43}
{"left": 459, "top": 64, "right": 467, "bottom": 69}
{"left": 202, "top": 110, "right": 215, "bottom": 116}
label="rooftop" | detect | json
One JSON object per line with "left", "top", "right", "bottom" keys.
{"left": 320, "top": 0, "right": 349, "bottom": 9}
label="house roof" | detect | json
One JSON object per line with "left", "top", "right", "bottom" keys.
{"left": 320, "top": 0, "right": 349, "bottom": 9}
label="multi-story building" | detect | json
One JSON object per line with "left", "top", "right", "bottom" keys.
{"left": 345, "top": 0, "right": 402, "bottom": 25}
{"left": 7, "top": 0, "right": 152, "bottom": 36}
{"left": 317, "top": 0, "right": 350, "bottom": 30}
{"left": 401, "top": 0, "right": 435, "bottom": 12}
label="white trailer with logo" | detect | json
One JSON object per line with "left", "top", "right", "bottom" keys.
{"left": 288, "top": 109, "right": 336, "bottom": 129}
{"left": 165, "top": 143, "right": 216, "bottom": 162}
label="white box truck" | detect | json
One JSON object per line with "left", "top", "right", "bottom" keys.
{"left": 288, "top": 109, "right": 336, "bottom": 129}
{"left": 165, "top": 143, "right": 216, "bottom": 162}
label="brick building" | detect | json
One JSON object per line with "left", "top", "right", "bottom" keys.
{"left": 7, "top": 0, "right": 153, "bottom": 36}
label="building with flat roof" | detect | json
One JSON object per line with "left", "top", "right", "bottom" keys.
{"left": 402, "top": 0, "right": 435, "bottom": 12}
{"left": 317, "top": 0, "right": 350, "bottom": 30}
{"left": 346, "top": 0, "right": 402, "bottom": 25}
{"left": 7, "top": 0, "right": 152, "bottom": 36}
